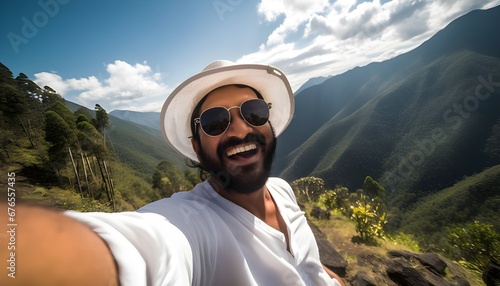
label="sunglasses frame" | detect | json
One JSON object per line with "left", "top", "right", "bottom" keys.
{"left": 194, "top": 98, "right": 272, "bottom": 137}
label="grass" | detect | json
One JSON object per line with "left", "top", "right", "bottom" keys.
{"left": 20, "top": 186, "right": 113, "bottom": 212}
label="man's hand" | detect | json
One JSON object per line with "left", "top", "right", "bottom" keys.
{"left": 0, "top": 203, "right": 118, "bottom": 286}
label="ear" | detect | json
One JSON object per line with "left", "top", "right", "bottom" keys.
{"left": 191, "top": 138, "right": 201, "bottom": 159}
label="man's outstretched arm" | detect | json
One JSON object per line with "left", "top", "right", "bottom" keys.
{"left": 323, "top": 264, "right": 346, "bottom": 286}
{"left": 0, "top": 203, "right": 118, "bottom": 286}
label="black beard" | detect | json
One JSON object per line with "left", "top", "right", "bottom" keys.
{"left": 198, "top": 132, "right": 276, "bottom": 194}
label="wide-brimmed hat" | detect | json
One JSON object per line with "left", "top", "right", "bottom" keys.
{"left": 160, "top": 60, "right": 294, "bottom": 162}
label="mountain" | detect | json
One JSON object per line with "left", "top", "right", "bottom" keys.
{"left": 294, "top": 75, "right": 331, "bottom": 94}
{"left": 110, "top": 110, "right": 161, "bottom": 131}
{"left": 105, "top": 114, "right": 186, "bottom": 175}
{"left": 273, "top": 6, "right": 500, "bottom": 213}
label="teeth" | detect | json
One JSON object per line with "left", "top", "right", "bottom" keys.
{"left": 227, "top": 144, "right": 257, "bottom": 157}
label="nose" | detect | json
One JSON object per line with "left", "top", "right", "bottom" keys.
{"left": 225, "top": 108, "right": 253, "bottom": 138}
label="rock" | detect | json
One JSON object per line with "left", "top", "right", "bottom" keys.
{"left": 388, "top": 250, "right": 415, "bottom": 259}
{"left": 483, "top": 260, "right": 500, "bottom": 286}
{"left": 387, "top": 260, "right": 430, "bottom": 286}
{"left": 309, "top": 222, "right": 348, "bottom": 276}
{"left": 386, "top": 251, "right": 468, "bottom": 286}
{"left": 310, "top": 206, "right": 330, "bottom": 220}
{"left": 452, "top": 275, "right": 471, "bottom": 286}
{"left": 351, "top": 271, "right": 377, "bottom": 286}
{"left": 417, "top": 253, "right": 447, "bottom": 276}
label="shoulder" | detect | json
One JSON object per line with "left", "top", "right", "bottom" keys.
{"left": 138, "top": 181, "right": 216, "bottom": 222}
{"left": 266, "top": 177, "right": 297, "bottom": 204}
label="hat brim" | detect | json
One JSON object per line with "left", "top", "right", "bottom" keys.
{"left": 160, "top": 63, "right": 294, "bottom": 162}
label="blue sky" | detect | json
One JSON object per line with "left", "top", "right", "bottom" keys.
{"left": 2, "top": 0, "right": 499, "bottom": 112}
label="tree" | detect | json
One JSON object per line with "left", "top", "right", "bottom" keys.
{"left": 40, "top": 85, "right": 64, "bottom": 110}
{"left": 94, "top": 104, "right": 109, "bottom": 134}
{"left": 77, "top": 118, "right": 107, "bottom": 199}
{"left": 318, "top": 189, "right": 337, "bottom": 211}
{"left": 152, "top": 160, "right": 194, "bottom": 197}
{"left": 0, "top": 62, "right": 14, "bottom": 83}
{"left": 317, "top": 186, "right": 350, "bottom": 213}
{"left": 0, "top": 84, "right": 26, "bottom": 117}
{"left": 447, "top": 221, "right": 500, "bottom": 272}
{"left": 291, "top": 177, "right": 325, "bottom": 203}
{"left": 44, "top": 110, "right": 78, "bottom": 180}
{"left": 49, "top": 101, "right": 77, "bottom": 131}
{"left": 44, "top": 110, "right": 74, "bottom": 149}
{"left": 364, "top": 176, "right": 386, "bottom": 201}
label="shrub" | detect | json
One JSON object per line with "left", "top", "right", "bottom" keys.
{"left": 447, "top": 221, "right": 500, "bottom": 272}
{"left": 350, "top": 193, "right": 387, "bottom": 242}
{"left": 291, "top": 177, "right": 325, "bottom": 203}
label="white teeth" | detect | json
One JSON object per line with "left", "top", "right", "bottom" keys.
{"left": 227, "top": 144, "right": 257, "bottom": 157}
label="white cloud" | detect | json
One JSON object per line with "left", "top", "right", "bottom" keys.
{"left": 67, "top": 76, "right": 102, "bottom": 91}
{"left": 247, "top": 0, "right": 500, "bottom": 91}
{"left": 258, "top": 0, "right": 330, "bottom": 45}
{"left": 34, "top": 60, "right": 168, "bottom": 112}
{"left": 34, "top": 72, "right": 71, "bottom": 94}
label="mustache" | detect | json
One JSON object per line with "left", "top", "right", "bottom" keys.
{"left": 217, "top": 133, "right": 266, "bottom": 157}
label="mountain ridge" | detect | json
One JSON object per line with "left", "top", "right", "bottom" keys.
{"left": 273, "top": 6, "right": 500, "bottom": 197}
{"left": 110, "top": 109, "right": 161, "bottom": 131}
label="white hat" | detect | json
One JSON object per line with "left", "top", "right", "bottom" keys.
{"left": 160, "top": 60, "right": 294, "bottom": 162}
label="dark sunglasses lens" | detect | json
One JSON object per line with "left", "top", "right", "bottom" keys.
{"left": 200, "top": 107, "right": 230, "bottom": 136}
{"left": 241, "top": 100, "right": 269, "bottom": 126}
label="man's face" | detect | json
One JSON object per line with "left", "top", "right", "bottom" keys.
{"left": 192, "top": 85, "right": 276, "bottom": 194}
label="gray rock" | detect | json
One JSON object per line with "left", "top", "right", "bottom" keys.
{"left": 309, "top": 222, "right": 347, "bottom": 276}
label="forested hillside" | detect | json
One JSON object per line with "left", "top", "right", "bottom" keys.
{"left": 275, "top": 6, "right": 500, "bottom": 193}
{"left": 0, "top": 62, "right": 198, "bottom": 211}
{"left": 273, "top": 6, "right": 500, "bottom": 235}
{"left": 266, "top": 7, "right": 500, "bottom": 275}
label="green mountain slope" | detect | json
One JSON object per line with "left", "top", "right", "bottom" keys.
{"left": 65, "top": 101, "right": 185, "bottom": 176}
{"left": 399, "top": 164, "right": 500, "bottom": 246}
{"left": 106, "top": 115, "right": 186, "bottom": 175}
{"left": 275, "top": 6, "right": 500, "bottom": 207}
{"left": 109, "top": 109, "right": 161, "bottom": 131}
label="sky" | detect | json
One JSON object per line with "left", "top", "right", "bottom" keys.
{"left": 1, "top": 0, "right": 499, "bottom": 113}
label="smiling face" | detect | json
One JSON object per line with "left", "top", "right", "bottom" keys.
{"left": 192, "top": 85, "right": 276, "bottom": 194}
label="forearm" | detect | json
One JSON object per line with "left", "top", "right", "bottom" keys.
{"left": 322, "top": 264, "right": 346, "bottom": 286}
{"left": 0, "top": 203, "right": 118, "bottom": 286}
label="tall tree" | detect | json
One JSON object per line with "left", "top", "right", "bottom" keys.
{"left": 41, "top": 85, "right": 64, "bottom": 110}
{"left": 94, "top": 104, "right": 110, "bottom": 134}
{"left": 49, "top": 101, "right": 77, "bottom": 131}
{"left": 364, "top": 176, "right": 386, "bottom": 201}
{"left": 44, "top": 110, "right": 77, "bottom": 169}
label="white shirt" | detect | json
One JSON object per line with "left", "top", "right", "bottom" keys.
{"left": 67, "top": 177, "right": 340, "bottom": 286}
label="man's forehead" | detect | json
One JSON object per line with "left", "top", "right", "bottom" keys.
{"left": 201, "top": 85, "right": 259, "bottom": 108}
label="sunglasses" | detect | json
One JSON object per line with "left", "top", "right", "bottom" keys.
{"left": 194, "top": 99, "right": 272, "bottom": 137}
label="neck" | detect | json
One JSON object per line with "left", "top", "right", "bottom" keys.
{"left": 209, "top": 178, "right": 271, "bottom": 219}
{"left": 209, "top": 177, "right": 290, "bottom": 252}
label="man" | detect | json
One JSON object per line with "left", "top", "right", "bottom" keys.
{"left": 2, "top": 60, "right": 344, "bottom": 286}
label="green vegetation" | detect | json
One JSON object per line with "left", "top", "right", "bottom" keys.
{"left": 0, "top": 62, "right": 194, "bottom": 212}
{"left": 292, "top": 176, "right": 387, "bottom": 244}
{"left": 152, "top": 160, "right": 199, "bottom": 198}
{"left": 399, "top": 165, "right": 500, "bottom": 250}
{"left": 21, "top": 186, "right": 113, "bottom": 212}
{"left": 447, "top": 221, "right": 500, "bottom": 273}
{"left": 290, "top": 176, "right": 325, "bottom": 202}
{"left": 291, "top": 174, "right": 499, "bottom": 281}
{"left": 350, "top": 192, "right": 387, "bottom": 242}
{"left": 277, "top": 47, "right": 500, "bottom": 209}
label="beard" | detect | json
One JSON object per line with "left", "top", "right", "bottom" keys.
{"left": 198, "top": 130, "right": 277, "bottom": 194}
